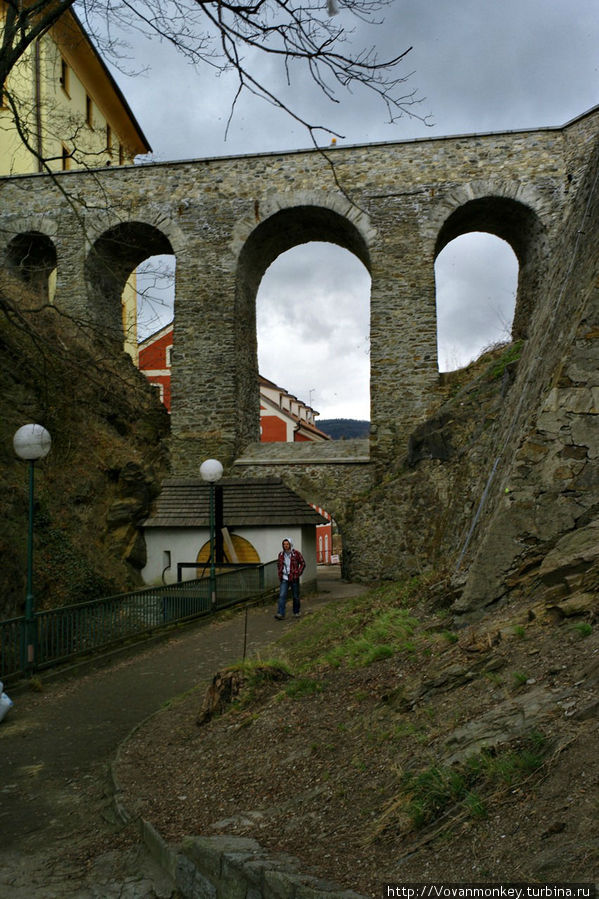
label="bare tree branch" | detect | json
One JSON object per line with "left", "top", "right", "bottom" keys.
{"left": 2, "top": 0, "right": 427, "bottom": 150}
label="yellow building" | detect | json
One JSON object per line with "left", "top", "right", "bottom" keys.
{"left": 0, "top": 5, "right": 151, "bottom": 358}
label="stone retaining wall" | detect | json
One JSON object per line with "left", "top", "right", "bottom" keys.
{"left": 141, "top": 821, "right": 365, "bottom": 899}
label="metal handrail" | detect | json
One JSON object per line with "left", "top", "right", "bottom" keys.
{"left": 0, "top": 560, "right": 278, "bottom": 681}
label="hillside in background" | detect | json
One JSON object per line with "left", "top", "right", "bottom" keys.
{"left": 317, "top": 418, "right": 370, "bottom": 439}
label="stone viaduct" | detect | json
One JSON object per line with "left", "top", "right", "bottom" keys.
{"left": 1, "top": 105, "right": 598, "bottom": 526}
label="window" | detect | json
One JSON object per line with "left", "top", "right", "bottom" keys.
{"left": 85, "top": 94, "right": 93, "bottom": 127}
{"left": 60, "top": 59, "right": 70, "bottom": 95}
{"left": 106, "top": 124, "right": 112, "bottom": 155}
{"left": 118, "top": 144, "right": 124, "bottom": 165}
{"left": 166, "top": 345, "right": 173, "bottom": 367}
{"left": 61, "top": 145, "right": 71, "bottom": 171}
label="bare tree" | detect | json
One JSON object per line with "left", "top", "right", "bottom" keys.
{"left": 2, "top": 0, "right": 424, "bottom": 151}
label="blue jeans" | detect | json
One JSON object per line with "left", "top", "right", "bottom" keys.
{"left": 277, "top": 578, "right": 300, "bottom": 617}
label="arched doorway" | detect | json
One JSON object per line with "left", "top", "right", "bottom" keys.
{"left": 196, "top": 533, "right": 260, "bottom": 577}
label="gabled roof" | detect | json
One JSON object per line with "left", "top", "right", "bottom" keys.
{"left": 292, "top": 414, "right": 331, "bottom": 442}
{"left": 144, "top": 477, "right": 328, "bottom": 528}
{"left": 259, "top": 392, "right": 329, "bottom": 440}
{"left": 138, "top": 320, "right": 173, "bottom": 349}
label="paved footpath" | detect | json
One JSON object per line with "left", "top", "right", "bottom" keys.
{"left": 0, "top": 570, "right": 365, "bottom": 898}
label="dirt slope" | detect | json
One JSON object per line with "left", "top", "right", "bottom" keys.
{"left": 116, "top": 580, "right": 598, "bottom": 896}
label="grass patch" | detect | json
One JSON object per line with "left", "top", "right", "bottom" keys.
{"left": 373, "top": 732, "right": 548, "bottom": 837}
{"left": 230, "top": 656, "right": 292, "bottom": 682}
{"left": 278, "top": 578, "right": 429, "bottom": 672}
{"left": 571, "top": 622, "right": 592, "bottom": 638}
{"left": 486, "top": 340, "right": 523, "bottom": 380}
{"left": 321, "top": 607, "right": 418, "bottom": 668}
{"left": 512, "top": 671, "right": 529, "bottom": 688}
{"left": 283, "top": 677, "right": 326, "bottom": 699}
{"left": 439, "top": 630, "right": 459, "bottom": 644}
{"left": 219, "top": 657, "right": 293, "bottom": 712}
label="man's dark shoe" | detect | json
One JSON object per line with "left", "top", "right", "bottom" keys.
{"left": 274, "top": 613, "right": 284, "bottom": 620}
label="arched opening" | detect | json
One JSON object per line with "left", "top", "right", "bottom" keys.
{"left": 85, "top": 222, "right": 174, "bottom": 352}
{"left": 257, "top": 241, "right": 371, "bottom": 422}
{"left": 135, "top": 254, "right": 176, "bottom": 342}
{"left": 196, "top": 533, "right": 260, "bottom": 576}
{"left": 236, "top": 205, "right": 371, "bottom": 446}
{"left": 5, "top": 231, "right": 57, "bottom": 303}
{"left": 435, "top": 196, "right": 544, "bottom": 371}
{"left": 435, "top": 233, "right": 518, "bottom": 371}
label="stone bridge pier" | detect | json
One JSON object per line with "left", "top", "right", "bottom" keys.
{"left": 1, "top": 106, "right": 598, "bottom": 520}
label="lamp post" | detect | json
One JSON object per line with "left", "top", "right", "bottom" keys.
{"left": 13, "top": 423, "right": 52, "bottom": 672}
{"left": 199, "top": 458, "right": 223, "bottom": 608}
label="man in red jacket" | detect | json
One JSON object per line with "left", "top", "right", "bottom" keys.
{"left": 275, "top": 537, "right": 305, "bottom": 619}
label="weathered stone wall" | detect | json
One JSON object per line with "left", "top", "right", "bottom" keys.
{"left": 0, "top": 114, "right": 590, "bottom": 476}
{"left": 453, "top": 127, "right": 599, "bottom": 617}
{"left": 140, "top": 823, "right": 364, "bottom": 899}
{"left": 340, "top": 117, "right": 599, "bottom": 605}
{"left": 344, "top": 127, "right": 599, "bottom": 605}
{"left": 232, "top": 440, "right": 371, "bottom": 510}
{"left": 2, "top": 108, "right": 599, "bottom": 595}
{"left": 338, "top": 347, "right": 524, "bottom": 582}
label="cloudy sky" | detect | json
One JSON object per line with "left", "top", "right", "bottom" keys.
{"left": 120, "top": 0, "right": 599, "bottom": 420}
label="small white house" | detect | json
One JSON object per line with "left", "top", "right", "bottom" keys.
{"left": 142, "top": 477, "right": 327, "bottom": 588}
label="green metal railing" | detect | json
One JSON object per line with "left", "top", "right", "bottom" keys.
{"left": 0, "top": 561, "right": 279, "bottom": 681}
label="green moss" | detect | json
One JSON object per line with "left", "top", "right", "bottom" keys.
{"left": 486, "top": 340, "right": 523, "bottom": 380}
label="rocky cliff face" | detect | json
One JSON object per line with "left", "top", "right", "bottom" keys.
{"left": 343, "top": 133, "right": 599, "bottom": 624}
{"left": 0, "top": 303, "right": 170, "bottom": 619}
{"left": 340, "top": 343, "right": 524, "bottom": 586}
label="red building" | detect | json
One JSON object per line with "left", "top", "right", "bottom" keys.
{"left": 259, "top": 375, "right": 330, "bottom": 442}
{"left": 311, "top": 504, "right": 333, "bottom": 564}
{"left": 138, "top": 323, "right": 173, "bottom": 411}
{"left": 138, "top": 325, "right": 330, "bottom": 443}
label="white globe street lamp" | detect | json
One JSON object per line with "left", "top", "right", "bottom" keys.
{"left": 13, "top": 423, "right": 52, "bottom": 461}
{"left": 199, "top": 458, "right": 224, "bottom": 483}
{"left": 13, "top": 424, "right": 52, "bottom": 672}
{"left": 200, "top": 459, "right": 223, "bottom": 607}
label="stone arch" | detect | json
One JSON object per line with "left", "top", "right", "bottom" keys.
{"left": 85, "top": 221, "right": 174, "bottom": 342}
{"left": 5, "top": 231, "right": 57, "bottom": 302}
{"left": 233, "top": 204, "right": 372, "bottom": 449}
{"left": 434, "top": 194, "right": 546, "bottom": 341}
{"left": 230, "top": 190, "right": 376, "bottom": 263}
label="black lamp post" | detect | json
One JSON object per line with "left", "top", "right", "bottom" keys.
{"left": 13, "top": 423, "right": 51, "bottom": 672}
{"left": 199, "top": 458, "right": 223, "bottom": 608}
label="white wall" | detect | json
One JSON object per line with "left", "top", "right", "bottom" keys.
{"left": 142, "top": 525, "right": 318, "bottom": 586}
